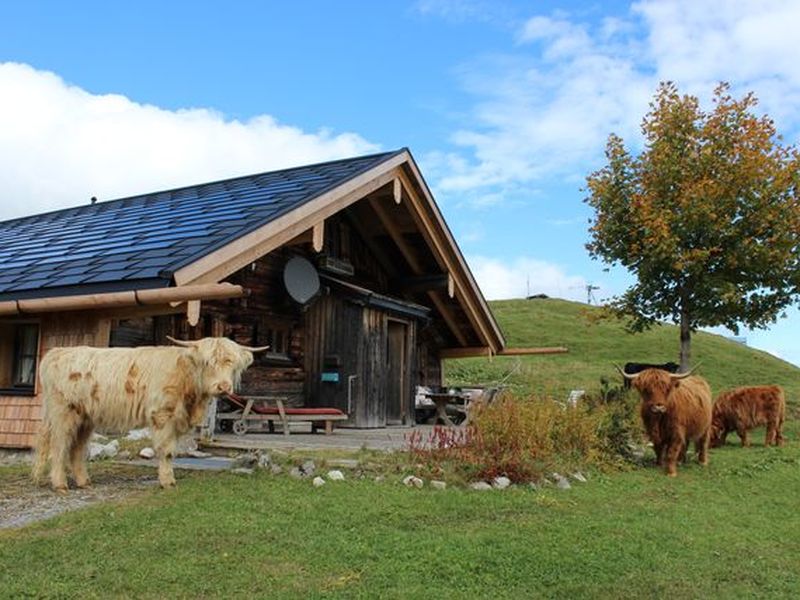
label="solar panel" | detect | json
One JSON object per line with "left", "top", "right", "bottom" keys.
{"left": 0, "top": 150, "right": 401, "bottom": 299}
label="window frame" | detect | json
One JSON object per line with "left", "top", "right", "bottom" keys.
{"left": 0, "top": 321, "right": 40, "bottom": 396}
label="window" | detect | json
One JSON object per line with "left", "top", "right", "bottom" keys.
{"left": 0, "top": 322, "right": 40, "bottom": 393}
{"left": 249, "top": 320, "right": 292, "bottom": 362}
{"left": 264, "top": 326, "right": 290, "bottom": 357}
{"left": 13, "top": 324, "right": 39, "bottom": 388}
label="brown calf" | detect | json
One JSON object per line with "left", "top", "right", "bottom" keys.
{"left": 711, "top": 385, "right": 785, "bottom": 448}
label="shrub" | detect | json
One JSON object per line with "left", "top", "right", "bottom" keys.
{"left": 405, "top": 393, "right": 642, "bottom": 483}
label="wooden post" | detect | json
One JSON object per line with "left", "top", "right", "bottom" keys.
{"left": 312, "top": 221, "right": 325, "bottom": 252}
{"left": 393, "top": 178, "right": 402, "bottom": 204}
{"left": 186, "top": 300, "right": 201, "bottom": 327}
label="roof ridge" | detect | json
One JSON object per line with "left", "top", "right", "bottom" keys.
{"left": 0, "top": 148, "right": 407, "bottom": 227}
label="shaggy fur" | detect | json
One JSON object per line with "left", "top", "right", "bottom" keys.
{"left": 32, "top": 337, "right": 257, "bottom": 493}
{"left": 710, "top": 385, "right": 785, "bottom": 448}
{"left": 631, "top": 369, "right": 713, "bottom": 477}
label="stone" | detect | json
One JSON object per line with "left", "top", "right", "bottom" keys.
{"left": 186, "top": 450, "right": 213, "bottom": 459}
{"left": 232, "top": 453, "right": 258, "bottom": 469}
{"left": 402, "top": 475, "right": 424, "bottom": 488}
{"left": 116, "top": 450, "right": 131, "bottom": 461}
{"left": 139, "top": 447, "right": 155, "bottom": 459}
{"left": 567, "top": 389, "right": 585, "bottom": 407}
{"left": 528, "top": 482, "right": 541, "bottom": 491}
{"left": 430, "top": 480, "right": 447, "bottom": 490}
{"left": 231, "top": 468, "right": 254, "bottom": 475}
{"left": 492, "top": 476, "right": 511, "bottom": 490}
{"left": 88, "top": 439, "right": 119, "bottom": 461}
{"left": 124, "top": 428, "right": 151, "bottom": 441}
{"left": 256, "top": 453, "right": 272, "bottom": 469}
{"left": 469, "top": 481, "right": 493, "bottom": 491}
{"left": 90, "top": 432, "right": 109, "bottom": 442}
{"left": 326, "top": 470, "right": 345, "bottom": 481}
{"left": 571, "top": 472, "right": 588, "bottom": 483}
{"left": 301, "top": 460, "right": 316, "bottom": 476}
{"left": 270, "top": 464, "right": 283, "bottom": 475}
{"left": 312, "top": 476, "right": 326, "bottom": 487}
{"left": 289, "top": 467, "right": 304, "bottom": 479}
{"left": 374, "top": 475, "right": 385, "bottom": 483}
{"left": 551, "top": 473, "right": 571, "bottom": 490}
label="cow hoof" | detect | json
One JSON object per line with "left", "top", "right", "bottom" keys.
{"left": 667, "top": 472, "right": 677, "bottom": 478}
{"left": 159, "top": 480, "right": 176, "bottom": 489}
{"left": 76, "top": 481, "right": 92, "bottom": 489}
{"left": 53, "top": 486, "right": 69, "bottom": 495}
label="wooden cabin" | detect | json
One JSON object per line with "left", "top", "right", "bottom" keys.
{"left": 0, "top": 149, "right": 505, "bottom": 447}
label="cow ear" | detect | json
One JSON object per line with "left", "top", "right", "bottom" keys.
{"left": 183, "top": 345, "right": 207, "bottom": 367}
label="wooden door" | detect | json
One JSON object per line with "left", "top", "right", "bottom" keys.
{"left": 386, "top": 320, "right": 408, "bottom": 425}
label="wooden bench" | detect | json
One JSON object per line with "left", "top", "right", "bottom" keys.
{"left": 216, "top": 393, "right": 348, "bottom": 436}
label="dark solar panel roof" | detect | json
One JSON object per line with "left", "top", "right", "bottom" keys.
{"left": 0, "top": 149, "right": 405, "bottom": 301}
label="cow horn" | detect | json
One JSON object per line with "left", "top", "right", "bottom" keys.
{"left": 166, "top": 335, "right": 200, "bottom": 347}
{"left": 239, "top": 344, "right": 270, "bottom": 353}
{"left": 669, "top": 362, "right": 702, "bottom": 379}
{"left": 614, "top": 364, "right": 638, "bottom": 380}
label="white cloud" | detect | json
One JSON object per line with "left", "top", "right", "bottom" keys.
{"left": 635, "top": 0, "right": 800, "bottom": 128}
{"left": 467, "top": 255, "right": 596, "bottom": 301}
{"left": 0, "top": 62, "right": 378, "bottom": 221}
{"left": 440, "top": 0, "right": 800, "bottom": 194}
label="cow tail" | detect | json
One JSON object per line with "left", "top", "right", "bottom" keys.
{"left": 31, "top": 419, "right": 52, "bottom": 484}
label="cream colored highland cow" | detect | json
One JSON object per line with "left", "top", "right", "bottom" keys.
{"left": 32, "top": 336, "right": 266, "bottom": 493}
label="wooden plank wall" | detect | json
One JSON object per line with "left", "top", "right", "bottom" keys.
{"left": 0, "top": 395, "right": 41, "bottom": 448}
{"left": 305, "top": 294, "right": 364, "bottom": 422}
{"left": 305, "top": 294, "right": 419, "bottom": 428}
{"left": 0, "top": 313, "right": 109, "bottom": 448}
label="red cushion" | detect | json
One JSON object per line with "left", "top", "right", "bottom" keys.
{"left": 225, "top": 394, "right": 344, "bottom": 417}
{"left": 250, "top": 405, "right": 345, "bottom": 417}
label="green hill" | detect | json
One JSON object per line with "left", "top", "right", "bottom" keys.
{"left": 447, "top": 298, "right": 800, "bottom": 412}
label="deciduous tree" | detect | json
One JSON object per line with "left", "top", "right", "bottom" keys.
{"left": 586, "top": 82, "right": 800, "bottom": 370}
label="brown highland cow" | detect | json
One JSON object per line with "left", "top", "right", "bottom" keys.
{"left": 618, "top": 366, "right": 712, "bottom": 477}
{"left": 710, "top": 385, "right": 785, "bottom": 448}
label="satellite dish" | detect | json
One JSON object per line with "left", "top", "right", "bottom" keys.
{"left": 283, "top": 256, "right": 320, "bottom": 304}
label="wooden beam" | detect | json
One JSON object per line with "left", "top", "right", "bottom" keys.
{"left": 397, "top": 166, "right": 505, "bottom": 352}
{"left": 439, "top": 346, "right": 568, "bottom": 359}
{"left": 312, "top": 221, "right": 325, "bottom": 252}
{"left": 2, "top": 283, "right": 246, "bottom": 316}
{"left": 447, "top": 273, "right": 455, "bottom": 299}
{"left": 286, "top": 230, "right": 312, "bottom": 246}
{"left": 498, "top": 347, "right": 569, "bottom": 356}
{"left": 368, "top": 195, "right": 423, "bottom": 272}
{"left": 174, "top": 153, "right": 408, "bottom": 286}
{"left": 368, "top": 195, "right": 468, "bottom": 346}
{"left": 397, "top": 273, "right": 450, "bottom": 293}
{"left": 393, "top": 178, "right": 402, "bottom": 204}
{"left": 395, "top": 170, "right": 496, "bottom": 350}
{"left": 341, "top": 209, "right": 400, "bottom": 279}
{"left": 186, "top": 300, "right": 201, "bottom": 327}
{"left": 439, "top": 346, "right": 491, "bottom": 359}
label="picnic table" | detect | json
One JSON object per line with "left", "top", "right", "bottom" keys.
{"left": 424, "top": 390, "right": 470, "bottom": 426}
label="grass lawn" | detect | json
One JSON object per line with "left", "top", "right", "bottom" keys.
{"left": 2, "top": 429, "right": 799, "bottom": 599}
{"left": 447, "top": 299, "right": 800, "bottom": 413}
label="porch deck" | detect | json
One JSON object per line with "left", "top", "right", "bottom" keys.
{"left": 200, "top": 424, "right": 433, "bottom": 453}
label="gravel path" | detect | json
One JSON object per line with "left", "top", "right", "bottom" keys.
{"left": 0, "top": 460, "right": 159, "bottom": 530}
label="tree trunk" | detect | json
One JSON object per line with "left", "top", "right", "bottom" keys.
{"left": 679, "top": 309, "right": 692, "bottom": 372}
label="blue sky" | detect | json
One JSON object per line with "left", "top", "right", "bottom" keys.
{"left": 1, "top": 0, "right": 799, "bottom": 366}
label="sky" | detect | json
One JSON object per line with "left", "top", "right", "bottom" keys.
{"left": 1, "top": 0, "right": 799, "bottom": 366}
